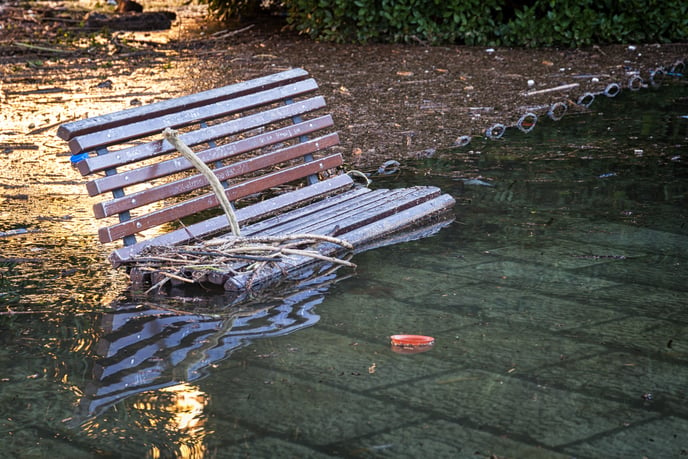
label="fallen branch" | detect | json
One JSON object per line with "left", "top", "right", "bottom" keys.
{"left": 523, "top": 83, "right": 580, "bottom": 96}
{"left": 208, "top": 233, "right": 354, "bottom": 250}
{"left": 163, "top": 127, "right": 242, "bottom": 237}
{"left": 13, "top": 41, "right": 73, "bottom": 54}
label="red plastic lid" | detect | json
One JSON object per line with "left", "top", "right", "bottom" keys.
{"left": 390, "top": 334, "right": 435, "bottom": 347}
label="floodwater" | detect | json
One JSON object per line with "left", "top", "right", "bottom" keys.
{"left": 1, "top": 66, "right": 688, "bottom": 457}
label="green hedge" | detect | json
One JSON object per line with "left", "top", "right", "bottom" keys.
{"left": 203, "top": 0, "right": 688, "bottom": 47}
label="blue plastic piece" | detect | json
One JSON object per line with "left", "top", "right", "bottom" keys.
{"left": 70, "top": 153, "right": 89, "bottom": 164}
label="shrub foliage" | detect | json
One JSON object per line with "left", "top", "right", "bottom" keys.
{"left": 202, "top": 0, "right": 688, "bottom": 47}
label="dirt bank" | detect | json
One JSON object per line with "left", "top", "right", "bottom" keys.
{"left": 1, "top": 1, "right": 687, "bottom": 166}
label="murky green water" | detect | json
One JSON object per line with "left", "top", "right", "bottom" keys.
{"left": 1, "top": 84, "right": 687, "bottom": 458}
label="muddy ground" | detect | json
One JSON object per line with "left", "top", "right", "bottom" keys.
{"left": 1, "top": 0, "right": 687, "bottom": 166}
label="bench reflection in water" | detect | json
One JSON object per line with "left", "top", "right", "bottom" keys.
{"left": 75, "top": 262, "right": 350, "bottom": 423}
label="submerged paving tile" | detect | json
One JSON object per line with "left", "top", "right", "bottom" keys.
{"left": 370, "top": 368, "right": 656, "bottom": 449}
{"left": 570, "top": 253, "right": 688, "bottom": 292}
{"left": 441, "top": 260, "right": 621, "bottom": 300}
{"left": 208, "top": 435, "right": 336, "bottom": 458}
{"left": 440, "top": 320, "right": 608, "bottom": 373}
{"left": 487, "top": 238, "right": 648, "bottom": 269}
{"left": 527, "top": 350, "right": 688, "bottom": 418}
{"left": 203, "top": 358, "right": 434, "bottom": 448}
{"left": 561, "top": 415, "right": 688, "bottom": 458}
{"left": 327, "top": 418, "right": 571, "bottom": 458}
{"left": 563, "top": 222, "right": 688, "bottom": 258}
{"left": 320, "top": 279, "right": 481, "bottom": 334}
{"left": 398, "top": 282, "right": 627, "bottom": 332}
{"left": 577, "top": 315, "right": 688, "bottom": 355}
{"left": 577, "top": 282, "right": 688, "bottom": 321}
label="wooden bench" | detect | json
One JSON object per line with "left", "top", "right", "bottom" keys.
{"left": 58, "top": 68, "right": 455, "bottom": 293}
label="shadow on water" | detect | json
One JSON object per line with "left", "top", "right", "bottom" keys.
{"left": 0, "top": 76, "right": 687, "bottom": 456}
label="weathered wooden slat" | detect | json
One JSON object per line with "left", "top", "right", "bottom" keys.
{"left": 57, "top": 68, "right": 310, "bottom": 141}
{"left": 223, "top": 193, "right": 456, "bottom": 291}
{"left": 244, "top": 187, "right": 442, "bottom": 241}
{"left": 77, "top": 96, "right": 328, "bottom": 175}
{"left": 68, "top": 79, "right": 320, "bottom": 154}
{"left": 108, "top": 174, "right": 355, "bottom": 265}
{"left": 93, "top": 133, "right": 340, "bottom": 218}
{"left": 99, "top": 154, "right": 343, "bottom": 243}
{"left": 281, "top": 187, "right": 442, "bottom": 237}
{"left": 238, "top": 186, "right": 373, "bottom": 237}
{"left": 242, "top": 187, "right": 393, "bottom": 237}
{"left": 85, "top": 115, "right": 335, "bottom": 196}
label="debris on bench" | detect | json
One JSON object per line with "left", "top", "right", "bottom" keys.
{"left": 57, "top": 68, "right": 455, "bottom": 297}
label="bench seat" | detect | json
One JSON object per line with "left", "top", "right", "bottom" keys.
{"left": 58, "top": 68, "right": 455, "bottom": 293}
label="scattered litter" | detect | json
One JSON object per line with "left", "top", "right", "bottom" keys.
{"left": 485, "top": 123, "right": 506, "bottom": 140}
{"left": 577, "top": 92, "right": 595, "bottom": 108}
{"left": 524, "top": 83, "right": 580, "bottom": 96}
{"left": 454, "top": 135, "right": 472, "bottom": 147}
{"left": 0, "top": 228, "right": 31, "bottom": 238}
{"left": 390, "top": 334, "right": 435, "bottom": 354}
{"left": 516, "top": 112, "right": 537, "bottom": 133}
{"left": 460, "top": 178, "right": 493, "bottom": 187}
{"left": 377, "top": 160, "right": 400, "bottom": 175}
{"left": 95, "top": 79, "right": 113, "bottom": 89}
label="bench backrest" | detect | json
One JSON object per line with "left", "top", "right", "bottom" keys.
{"left": 58, "top": 68, "right": 348, "bottom": 256}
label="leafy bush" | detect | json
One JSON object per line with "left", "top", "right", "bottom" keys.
{"left": 502, "top": 0, "right": 688, "bottom": 47}
{"left": 202, "top": 0, "right": 688, "bottom": 46}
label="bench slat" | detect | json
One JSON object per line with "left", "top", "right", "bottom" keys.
{"left": 250, "top": 187, "right": 442, "bottom": 238}
{"left": 69, "top": 79, "right": 320, "bottom": 155}
{"left": 108, "top": 174, "right": 356, "bottom": 265}
{"left": 58, "top": 68, "right": 310, "bottom": 141}
{"left": 77, "top": 96, "right": 328, "bottom": 175}
{"left": 222, "top": 191, "right": 455, "bottom": 291}
{"left": 93, "top": 132, "right": 340, "bottom": 218}
{"left": 243, "top": 187, "right": 387, "bottom": 236}
{"left": 98, "top": 154, "right": 344, "bottom": 243}
{"left": 85, "top": 115, "right": 335, "bottom": 196}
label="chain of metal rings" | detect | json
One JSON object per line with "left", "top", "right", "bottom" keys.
{"left": 455, "top": 59, "right": 686, "bottom": 147}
